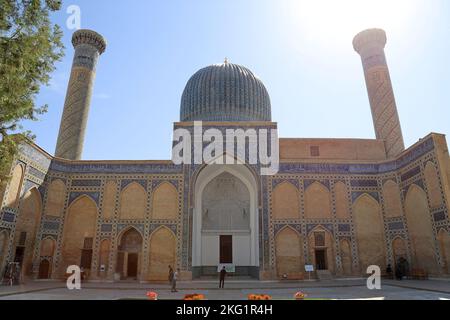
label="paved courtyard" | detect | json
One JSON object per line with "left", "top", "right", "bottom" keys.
{"left": 0, "top": 279, "right": 449, "bottom": 300}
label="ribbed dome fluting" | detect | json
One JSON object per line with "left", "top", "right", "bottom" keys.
{"left": 180, "top": 62, "right": 271, "bottom": 122}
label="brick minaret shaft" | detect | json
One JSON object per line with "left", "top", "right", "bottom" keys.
{"left": 353, "top": 28, "right": 405, "bottom": 158}
{"left": 55, "top": 29, "right": 106, "bottom": 160}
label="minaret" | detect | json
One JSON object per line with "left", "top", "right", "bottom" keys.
{"left": 353, "top": 28, "right": 405, "bottom": 158}
{"left": 55, "top": 29, "right": 106, "bottom": 160}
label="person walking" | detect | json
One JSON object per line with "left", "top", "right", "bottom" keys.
{"left": 219, "top": 266, "right": 227, "bottom": 289}
{"left": 171, "top": 268, "right": 179, "bottom": 292}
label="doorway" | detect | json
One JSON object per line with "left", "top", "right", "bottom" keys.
{"left": 38, "top": 259, "right": 51, "bottom": 279}
{"left": 193, "top": 165, "right": 260, "bottom": 279}
{"left": 315, "top": 249, "right": 327, "bottom": 270}
{"left": 127, "top": 253, "right": 138, "bottom": 278}
{"left": 116, "top": 228, "right": 143, "bottom": 280}
{"left": 14, "top": 247, "right": 25, "bottom": 266}
{"left": 220, "top": 235, "right": 233, "bottom": 264}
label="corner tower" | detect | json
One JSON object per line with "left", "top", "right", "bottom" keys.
{"left": 353, "top": 28, "right": 405, "bottom": 158}
{"left": 55, "top": 29, "right": 106, "bottom": 160}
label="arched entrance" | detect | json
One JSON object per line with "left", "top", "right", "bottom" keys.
{"left": 404, "top": 185, "right": 439, "bottom": 274}
{"left": 340, "top": 239, "right": 353, "bottom": 276}
{"left": 15, "top": 187, "right": 42, "bottom": 278}
{"left": 308, "top": 226, "right": 335, "bottom": 274}
{"left": 148, "top": 227, "right": 177, "bottom": 281}
{"left": 60, "top": 195, "right": 97, "bottom": 278}
{"left": 0, "top": 230, "right": 9, "bottom": 276}
{"left": 38, "top": 259, "right": 51, "bottom": 279}
{"left": 116, "top": 228, "right": 143, "bottom": 280}
{"left": 275, "top": 227, "right": 303, "bottom": 279}
{"left": 392, "top": 237, "right": 408, "bottom": 267}
{"left": 38, "top": 237, "right": 56, "bottom": 279}
{"left": 353, "top": 194, "right": 386, "bottom": 273}
{"left": 192, "top": 163, "right": 259, "bottom": 278}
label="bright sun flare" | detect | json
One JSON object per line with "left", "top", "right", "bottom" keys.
{"left": 287, "top": 0, "right": 422, "bottom": 47}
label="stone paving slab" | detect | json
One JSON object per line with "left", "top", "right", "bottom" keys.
{"left": 1, "top": 285, "right": 450, "bottom": 300}
{"left": 0, "top": 282, "right": 65, "bottom": 297}
{"left": 383, "top": 279, "right": 450, "bottom": 294}
{"left": 0, "top": 279, "right": 449, "bottom": 300}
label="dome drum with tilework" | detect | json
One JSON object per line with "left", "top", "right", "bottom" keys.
{"left": 180, "top": 62, "right": 272, "bottom": 122}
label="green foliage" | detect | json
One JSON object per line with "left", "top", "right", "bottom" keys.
{"left": 0, "top": 0, "right": 64, "bottom": 182}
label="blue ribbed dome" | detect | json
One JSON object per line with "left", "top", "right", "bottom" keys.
{"left": 180, "top": 62, "right": 272, "bottom": 122}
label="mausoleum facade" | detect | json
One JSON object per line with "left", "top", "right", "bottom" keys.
{"left": 0, "top": 28, "right": 449, "bottom": 281}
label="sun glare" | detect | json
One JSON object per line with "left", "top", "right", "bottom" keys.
{"left": 286, "top": 0, "right": 422, "bottom": 49}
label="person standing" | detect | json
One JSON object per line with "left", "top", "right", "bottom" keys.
{"left": 171, "top": 268, "right": 179, "bottom": 292}
{"left": 168, "top": 265, "right": 174, "bottom": 285}
{"left": 386, "top": 264, "right": 393, "bottom": 279}
{"left": 219, "top": 266, "right": 227, "bottom": 289}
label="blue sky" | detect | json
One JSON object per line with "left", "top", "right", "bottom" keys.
{"left": 27, "top": 0, "right": 450, "bottom": 160}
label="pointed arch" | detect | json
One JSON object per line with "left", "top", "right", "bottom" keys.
{"left": 424, "top": 162, "right": 443, "bottom": 208}
{"left": 275, "top": 226, "right": 304, "bottom": 279}
{"left": 117, "top": 225, "right": 144, "bottom": 241}
{"left": 119, "top": 182, "right": 147, "bottom": 220}
{"left": 340, "top": 239, "right": 352, "bottom": 275}
{"left": 308, "top": 225, "right": 335, "bottom": 273}
{"left": 40, "top": 237, "right": 56, "bottom": 257}
{"left": 39, "top": 237, "right": 55, "bottom": 279}
{"left": 102, "top": 181, "right": 117, "bottom": 219}
{"left": 117, "top": 227, "right": 143, "bottom": 250}
{"left": 190, "top": 156, "right": 261, "bottom": 207}
{"left": 382, "top": 180, "right": 403, "bottom": 218}
{"left": 353, "top": 193, "right": 386, "bottom": 273}
{"left": 305, "top": 181, "right": 331, "bottom": 219}
{"left": 60, "top": 195, "right": 97, "bottom": 276}
{"left": 45, "top": 179, "right": 66, "bottom": 217}
{"left": 5, "top": 164, "right": 24, "bottom": 208}
{"left": 392, "top": 237, "right": 407, "bottom": 269}
{"left": 116, "top": 227, "right": 143, "bottom": 280}
{"left": 334, "top": 181, "right": 350, "bottom": 219}
{"left": 306, "top": 224, "right": 331, "bottom": 237}
{"left": 404, "top": 184, "right": 439, "bottom": 274}
{"left": 148, "top": 226, "right": 177, "bottom": 281}
{"left": 272, "top": 182, "right": 300, "bottom": 219}
{"left": 38, "top": 259, "right": 51, "bottom": 279}
{"left": 15, "top": 187, "right": 42, "bottom": 276}
{"left": 0, "top": 230, "right": 9, "bottom": 274}
{"left": 98, "top": 239, "right": 111, "bottom": 277}
{"left": 202, "top": 172, "right": 250, "bottom": 231}
{"left": 437, "top": 229, "right": 450, "bottom": 274}
{"left": 152, "top": 182, "right": 179, "bottom": 220}
{"left": 192, "top": 163, "right": 259, "bottom": 270}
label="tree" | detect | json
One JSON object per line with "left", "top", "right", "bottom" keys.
{"left": 0, "top": 0, "right": 64, "bottom": 185}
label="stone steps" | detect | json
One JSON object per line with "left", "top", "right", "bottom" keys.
{"left": 316, "top": 270, "right": 333, "bottom": 281}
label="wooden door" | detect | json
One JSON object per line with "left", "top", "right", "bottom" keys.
{"left": 127, "top": 253, "right": 138, "bottom": 278}
{"left": 220, "top": 236, "right": 233, "bottom": 264}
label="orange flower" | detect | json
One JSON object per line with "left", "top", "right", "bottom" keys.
{"left": 146, "top": 291, "right": 158, "bottom": 300}
{"left": 184, "top": 293, "right": 205, "bottom": 300}
{"left": 294, "top": 291, "right": 307, "bottom": 300}
{"left": 248, "top": 294, "right": 272, "bottom": 300}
